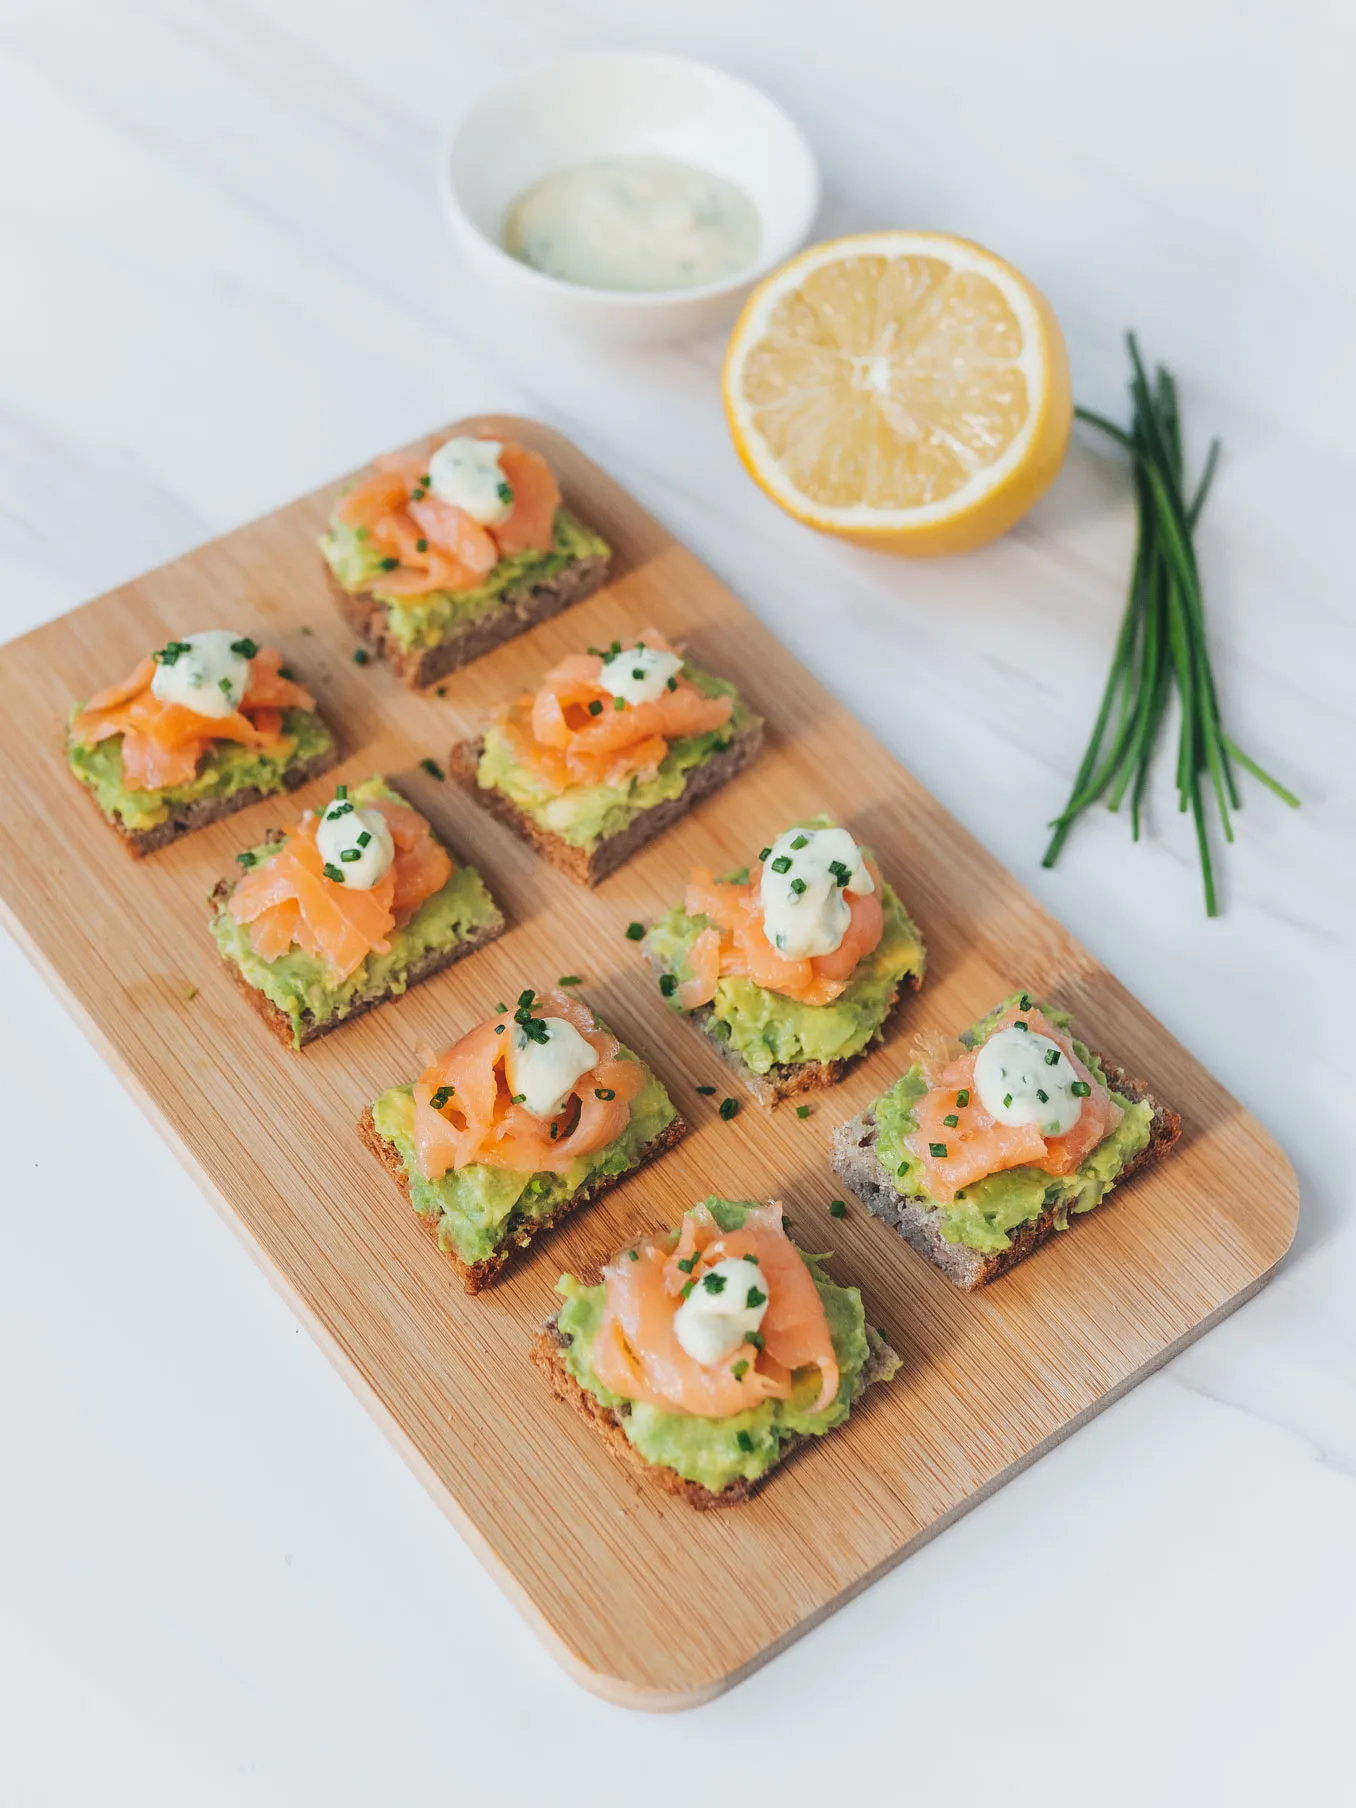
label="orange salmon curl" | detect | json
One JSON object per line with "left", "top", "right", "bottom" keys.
{"left": 591, "top": 1200, "right": 840, "bottom": 1420}
{"left": 676, "top": 854, "right": 884, "bottom": 1012}
{"left": 412, "top": 988, "right": 643, "bottom": 1179}
{"left": 69, "top": 645, "right": 313, "bottom": 792}
{"left": 492, "top": 626, "right": 733, "bottom": 796}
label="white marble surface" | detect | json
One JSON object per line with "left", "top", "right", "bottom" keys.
{"left": 1, "top": 2, "right": 1352, "bottom": 1801}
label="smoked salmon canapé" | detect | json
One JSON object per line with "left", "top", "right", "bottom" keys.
{"left": 66, "top": 630, "right": 337, "bottom": 856}
{"left": 450, "top": 627, "right": 765, "bottom": 886}
{"left": 209, "top": 777, "right": 504, "bottom": 1050}
{"left": 320, "top": 432, "right": 612, "bottom": 689}
{"left": 359, "top": 987, "right": 685, "bottom": 1292}
{"left": 642, "top": 817, "right": 925, "bottom": 1105}
{"left": 831, "top": 991, "right": 1182, "bottom": 1290}
{"left": 532, "top": 1196, "right": 900, "bottom": 1507}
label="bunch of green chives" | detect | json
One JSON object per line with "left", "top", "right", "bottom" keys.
{"left": 1042, "top": 333, "right": 1298, "bottom": 915}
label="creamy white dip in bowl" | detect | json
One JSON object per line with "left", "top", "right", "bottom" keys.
{"left": 439, "top": 51, "right": 820, "bottom": 345}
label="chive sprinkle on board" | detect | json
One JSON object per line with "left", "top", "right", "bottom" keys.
{"left": 1044, "top": 332, "right": 1298, "bottom": 916}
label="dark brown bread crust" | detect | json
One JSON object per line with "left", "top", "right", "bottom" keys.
{"left": 531, "top": 1310, "right": 900, "bottom": 1510}
{"left": 357, "top": 1105, "right": 689, "bottom": 1293}
{"left": 448, "top": 717, "right": 765, "bottom": 887}
{"left": 85, "top": 736, "right": 338, "bottom": 859}
{"left": 207, "top": 834, "right": 506, "bottom": 1051}
{"left": 830, "top": 1057, "right": 1182, "bottom": 1289}
{"left": 649, "top": 958, "right": 923, "bottom": 1107}
{"left": 327, "top": 552, "right": 611, "bottom": 691}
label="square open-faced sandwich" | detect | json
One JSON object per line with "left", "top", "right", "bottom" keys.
{"left": 321, "top": 433, "right": 611, "bottom": 689}
{"left": 66, "top": 630, "right": 336, "bottom": 855}
{"left": 360, "top": 986, "right": 685, "bottom": 1291}
{"left": 209, "top": 775, "right": 503, "bottom": 1049}
{"left": 533, "top": 1195, "right": 899, "bottom": 1508}
{"left": 642, "top": 818, "right": 925, "bottom": 1104}
{"left": 449, "top": 626, "right": 763, "bottom": 886}
{"left": 831, "top": 990, "right": 1181, "bottom": 1287}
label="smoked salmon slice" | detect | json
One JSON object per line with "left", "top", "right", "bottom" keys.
{"left": 69, "top": 646, "right": 314, "bottom": 791}
{"left": 228, "top": 793, "right": 451, "bottom": 981}
{"left": 676, "top": 853, "right": 884, "bottom": 1010}
{"left": 493, "top": 627, "right": 733, "bottom": 794}
{"left": 904, "top": 1003, "right": 1123, "bottom": 1204}
{"left": 334, "top": 436, "right": 561, "bottom": 595}
{"left": 411, "top": 988, "right": 643, "bottom": 1178}
{"left": 591, "top": 1200, "right": 840, "bottom": 1419}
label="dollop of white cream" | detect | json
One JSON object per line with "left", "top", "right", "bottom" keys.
{"left": 505, "top": 1016, "right": 598, "bottom": 1118}
{"left": 150, "top": 629, "right": 253, "bottom": 719}
{"left": 974, "top": 1026, "right": 1084, "bottom": 1136}
{"left": 426, "top": 437, "right": 513, "bottom": 527}
{"left": 314, "top": 791, "right": 395, "bottom": 890}
{"left": 674, "top": 1256, "right": 769, "bottom": 1367}
{"left": 597, "top": 642, "right": 684, "bottom": 707}
{"left": 758, "top": 824, "right": 874, "bottom": 961}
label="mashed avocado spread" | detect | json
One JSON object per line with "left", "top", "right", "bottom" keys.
{"left": 319, "top": 506, "right": 609, "bottom": 653}
{"left": 873, "top": 992, "right": 1154, "bottom": 1253}
{"left": 475, "top": 660, "right": 757, "bottom": 852}
{"left": 209, "top": 778, "right": 501, "bottom": 1048}
{"left": 555, "top": 1197, "right": 897, "bottom": 1495}
{"left": 369, "top": 1054, "right": 676, "bottom": 1269}
{"left": 67, "top": 706, "right": 334, "bottom": 832}
{"left": 644, "top": 832, "right": 926, "bottom": 1074}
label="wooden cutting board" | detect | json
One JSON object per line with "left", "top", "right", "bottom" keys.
{"left": 0, "top": 418, "right": 1298, "bottom": 1710}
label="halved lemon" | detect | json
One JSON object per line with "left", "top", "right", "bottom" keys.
{"left": 722, "top": 231, "right": 1072, "bottom": 556}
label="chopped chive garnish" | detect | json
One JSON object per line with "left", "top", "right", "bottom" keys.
{"left": 494, "top": 1023, "right": 504, "bottom": 1034}
{"left": 746, "top": 1285, "right": 767, "bottom": 1307}
{"left": 789, "top": 877, "right": 807, "bottom": 895}
{"left": 744, "top": 1330, "right": 764, "bottom": 1349}
{"left": 795, "top": 1104, "right": 811, "bottom": 1118}
{"left": 943, "top": 1113, "right": 959, "bottom": 1128}
{"left": 625, "top": 921, "right": 644, "bottom": 940}
{"left": 929, "top": 1142, "right": 948, "bottom": 1158}
{"left": 277, "top": 666, "right": 296, "bottom": 681}
{"left": 679, "top": 1278, "right": 696, "bottom": 1300}
{"left": 218, "top": 676, "right": 233, "bottom": 696}
{"left": 1019, "top": 993, "right": 1033, "bottom": 1011}
{"left": 517, "top": 990, "right": 534, "bottom": 1008}
{"left": 759, "top": 846, "right": 772, "bottom": 860}
{"left": 435, "top": 685, "right": 446, "bottom": 697}
{"left": 587, "top": 699, "right": 603, "bottom": 715}
{"left": 956, "top": 1088, "right": 970, "bottom": 1107}
{"left": 497, "top": 480, "right": 513, "bottom": 505}
{"left": 558, "top": 975, "right": 582, "bottom": 986}
{"left": 829, "top": 1199, "right": 847, "bottom": 1218}
{"left": 790, "top": 833, "right": 809, "bottom": 849}
{"left": 770, "top": 855, "right": 792, "bottom": 874}
{"left": 1014, "top": 1020, "right": 1029, "bottom": 1031}
{"left": 1044, "top": 1048, "right": 1061, "bottom": 1066}
{"left": 719, "top": 1097, "right": 739, "bottom": 1120}
{"left": 235, "top": 849, "right": 257, "bottom": 867}
{"left": 410, "top": 486, "right": 425, "bottom": 501}
{"left": 731, "top": 1360, "right": 749, "bottom": 1380}
{"left": 415, "top": 537, "right": 428, "bottom": 553}
{"left": 230, "top": 636, "right": 258, "bottom": 659}
{"left": 631, "top": 667, "right": 645, "bottom": 681}
{"left": 378, "top": 557, "right": 399, "bottom": 572}
{"left": 628, "top": 1249, "right": 639, "bottom": 1262}
{"left": 1003, "top": 1093, "right": 1013, "bottom": 1109}
{"left": 357, "top": 830, "right": 371, "bottom": 848}
{"left": 419, "top": 758, "right": 445, "bottom": 780}
{"left": 743, "top": 1254, "right": 759, "bottom": 1264}
{"left": 677, "top": 1255, "right": 697, "bottom": 1273}
{"left": 334, "top": 785, "right": 348, "bottom": 798}
{"left": 430, "top": 1085, "right": 454, "bottom": 1110}
{"left": 322, "top": 862, "right": 346, "bottom": 883}
{"left": 594, "top": 1086, "right": 616, "bottom": 1101}
{"left": 613, "top": 695, "right": 626, "bottom": 710}
{"left": 696, "top": 1085, "right": 716, "bottom": 1095}
{"left": 340, "top": 847, "right": 361, "bottom": 862}
{"left": 701, "top": 1272, "right": 727, "bottom": 1295}
{"left": 1071, "top": 1080, "right": 1092, "bottom": 1097}
{"left": 736, "top": 1430, "right": 754, "bottom": 1452}
{"left": 1037, "top": 1088, "right": 1051, "bottom": 1104}
{"left": 352, "top": 647, "right": 370, "bottom": 665}
{"left": 658, "top": 974, "right": 677, "bottom": 996}
{"left": 666, "top": 675, "right": 678, "bottom": 691}
{"left": 511, "top": 1094, "right": 526, "bottom": 1105}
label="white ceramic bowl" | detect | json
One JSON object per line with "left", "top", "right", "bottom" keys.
{"left": 439, "top": 51, "right": 820, "bottom": 345}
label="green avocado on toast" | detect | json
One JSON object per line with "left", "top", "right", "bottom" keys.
{"left": 536, "top": 1196, "right": 899, "bottom": 1504}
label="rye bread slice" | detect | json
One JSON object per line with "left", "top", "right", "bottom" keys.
{"left": 327, "top": 550, "right": 610, "bottom": 691}
{"left": 531, "top": 1304, "right": 899, "bottom": 1510}
{"left": 830, "top": 1058, "right": 1182, "bottom": 1289}
{"left": 647, "top": 954, "right": 922, "bottom": 1107}
{"left": 207, "top": 829, "right": 506, "bottom": 1051}
{"left": 358, "top": 1104, "right": 688, "bottom": 1293}
{"left": 448, "top": 716, "right": 765, "bottom": 887}
{"left": 81, "top": 732, "right": 338, "bottom": 859}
